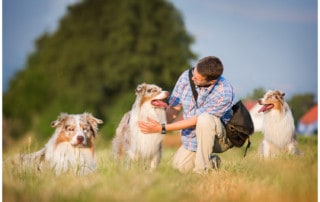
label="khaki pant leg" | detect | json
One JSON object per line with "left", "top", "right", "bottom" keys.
{"left": 194, "top": 113, "right": 231, "bottom": 172}
{"left": 172, "top": 145, "right": 195, "bottom": 173}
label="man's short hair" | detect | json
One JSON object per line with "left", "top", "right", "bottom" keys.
{"left": 196, "top": 56, "right": 223, "bottom": 81}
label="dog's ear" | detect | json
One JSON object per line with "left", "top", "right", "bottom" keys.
{"left": 51, "top": 113, "right": 68, "bottom": 128}
{"left": 135, "top": 83, "right": 146, "bottom": 95}
{"left": 275, "top": 90, "right": 285, "bottom": 99}
{"left": 84, "top": 113, "right": 103, "bottom": 135}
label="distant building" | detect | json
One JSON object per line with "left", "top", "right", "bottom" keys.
{"left": 297, "top": 105, "right": 318, "bottom": 135}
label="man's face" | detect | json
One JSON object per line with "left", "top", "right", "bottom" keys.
{"left": 192, "top": 67, "right": 216, "bottom": 87}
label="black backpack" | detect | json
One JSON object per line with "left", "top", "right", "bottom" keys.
{"left": 188, "top": 68, "right": 254, "bottom": 156}
{"left": 225, "top": 100, "right": 254, "bottom": 156}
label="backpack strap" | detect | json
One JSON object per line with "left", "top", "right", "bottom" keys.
{"left": 188, "top": 68, "right": 198, "bottom": 108}
{"left": 243, "top": 137, "right": 251, "bottom": 157}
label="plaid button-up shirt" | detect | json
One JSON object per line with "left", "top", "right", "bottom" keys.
{"left": 168, "top": 69, "right": 234, "bottom": 151}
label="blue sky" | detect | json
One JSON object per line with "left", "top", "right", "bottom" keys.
{"left": 3, "top": 0, "right": 78, "bottom": 91}
{"left": 3, "top": 0, "right": 318, "bottom": 101}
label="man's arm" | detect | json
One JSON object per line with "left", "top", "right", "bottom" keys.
{"left": 166, "top": 105, "right": 182, "bottom": 123}
{"left": 138, "top": 115, "right": 197, "bottom": 134}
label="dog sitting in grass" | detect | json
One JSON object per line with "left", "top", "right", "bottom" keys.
{"left": 258, "top": 90, "right": 301, "bottom": 158}
{"left": 112, "top": 83, "right": 169, "bottom": 169}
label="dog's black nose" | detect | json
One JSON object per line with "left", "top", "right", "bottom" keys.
{"left": 77, "top": 136, "right": 84, "bottom": 143}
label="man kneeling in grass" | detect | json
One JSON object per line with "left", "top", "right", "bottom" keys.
{"left": 139, "top": 56, "right": 234, "bottom": 174}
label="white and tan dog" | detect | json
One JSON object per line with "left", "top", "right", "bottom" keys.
{"left": 19, "top": 113, "right": 103, "bottom": 175}
{"left": 112, "top": 83, "right": 169, "bottom": 169}
{"left": 258, "top": 90, "right": 300, "bottom": 158}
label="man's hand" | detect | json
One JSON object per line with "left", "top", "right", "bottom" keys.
{"left": 138, "top": 117, "right": 162, "bottom": 134}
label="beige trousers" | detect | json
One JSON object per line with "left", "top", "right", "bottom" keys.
{"left": 172, "top": 113, "right": 232, "bottom": 173}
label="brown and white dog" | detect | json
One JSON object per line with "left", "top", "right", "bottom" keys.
{"left": 258, "top": 90, "right": 300, "bottom": 158}
{"left": 19, "top": 113, "right": 103, "bottom": 175}
{"left": 112, "top": 83, "right": 169, "bottom": 169}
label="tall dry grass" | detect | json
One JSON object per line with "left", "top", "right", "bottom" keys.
{"left": 3, "top": 133, "right": 317, "bottom": 202}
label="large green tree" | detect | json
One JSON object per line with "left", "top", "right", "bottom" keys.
{"left": 3, "top": 0, "right": 196, "bottom": 141}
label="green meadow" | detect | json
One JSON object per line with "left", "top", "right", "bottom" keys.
{"left": 3, "top": 133, "right": 317, "bottom": 202}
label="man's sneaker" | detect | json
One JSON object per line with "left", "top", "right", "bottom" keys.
{"left": 209, "top": 154, "right": 221, "bottom": 170}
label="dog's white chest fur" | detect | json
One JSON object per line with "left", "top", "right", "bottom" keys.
{"left": 262, "top": 108, "right": 295, "bottom": 147}
{"left": 129, "top": 105, "right": 166, "bottom": 159}
{"left": 45, "top": 142, "right": 96, "bottom": 175}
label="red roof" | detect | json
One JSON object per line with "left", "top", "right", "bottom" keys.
{"left": 244, "top": 100, "right": 257, "bottom": 111}
{"left": 300, "top": 105, "right": 318, "bottom": 124}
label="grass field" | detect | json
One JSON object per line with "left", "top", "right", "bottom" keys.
{"left": 3, "top": 133, "right": 318, "bottom": 202}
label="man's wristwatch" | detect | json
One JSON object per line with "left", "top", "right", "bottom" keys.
{"left": 161, "top": 123, "right": 166, "bottom": 134}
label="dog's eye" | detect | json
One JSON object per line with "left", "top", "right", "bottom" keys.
{"left": 82, "top": 126, "right": 90, "bottom": 133}
{"left": 65, "top": 126, "right": 74, "bottom": 132}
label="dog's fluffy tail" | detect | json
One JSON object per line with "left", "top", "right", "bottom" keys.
{"left": 12, "top": 147, "right": 46, "bottom": 171}
{"left": 112, "top": 111, "right": 131, "bottom": 159}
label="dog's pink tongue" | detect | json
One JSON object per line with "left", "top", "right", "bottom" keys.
{"left": 258, "top": 104, "right": 274, "bottom": 113}
{"left": 151, "top": 100, "right": 168, "bottom": 108}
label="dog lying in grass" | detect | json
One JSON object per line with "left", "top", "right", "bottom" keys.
{"left": 16, "top": 112, "right": 103, "bottom": 175}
